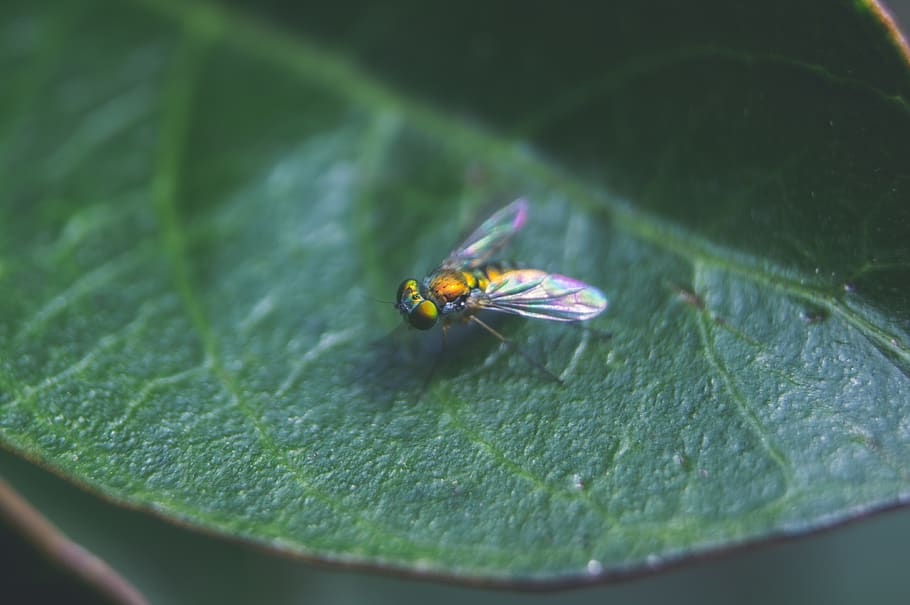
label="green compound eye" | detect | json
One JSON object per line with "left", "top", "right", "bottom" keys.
{"left": 396, "top": 279, "right": 416, "bottom": 303}
{"left": 409, "top": 300, "right": 438, "bottom": 330}
{"left": 395, "top": 278, "right": 436, "bottom": 329}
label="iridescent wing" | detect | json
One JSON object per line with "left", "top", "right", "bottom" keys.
{"left": 440, "top": 198, "right": 528, "bottom": 270}
{"left": 474, "top": 269, "right": 607, "bottom": 321}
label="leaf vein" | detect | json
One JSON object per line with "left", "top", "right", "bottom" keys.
{"left": 694, "top": 298, "right": 795, "bottom": 493}
{"left": 109, "top": 366, "right": 206, "bottom": 431}
{"left": 515, "top": 44, "right": 910, "bottom": 138}
{"left": 439, "top": 395, "right": 619, "bottom": 525}
{"left": 274, "top": 328, "right": 358, "bottom": 398}
{"left": 16, "top": 248, "right": 147, "bottom": 341}
{"left": 7, "top": 304, "right": 156, "bottom": 411}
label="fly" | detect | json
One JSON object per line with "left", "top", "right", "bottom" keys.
{"left": 394, "top": 198, "right": 607, "bottom": 380}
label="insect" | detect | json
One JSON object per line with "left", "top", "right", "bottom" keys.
{"left": 394, "top": 198, "right": 607, "bottom": 378}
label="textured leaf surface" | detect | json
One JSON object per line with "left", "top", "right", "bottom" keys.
{"left": 1, "top": 0, "right": 909, "bottom": 584}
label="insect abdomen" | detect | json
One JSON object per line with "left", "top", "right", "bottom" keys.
{"left": 471, "top": 262, "right": 513, "bottom": 291}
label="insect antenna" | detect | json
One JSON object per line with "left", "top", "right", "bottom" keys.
{"left": 360, "top": 293, "right": 397, "bottom": 305}
{"left": 468, "top": 315, "right": 563, "bottom": 384}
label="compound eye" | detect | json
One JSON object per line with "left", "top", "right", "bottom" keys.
{"left": 396, "top": 279, "right": 416, "bottom": 303}
{"left": 409, "top": 300, "right": 438, "bottom": 330}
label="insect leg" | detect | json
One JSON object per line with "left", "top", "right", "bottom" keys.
{"left": 468, "top": 315, "right": 563, "bottom": 384}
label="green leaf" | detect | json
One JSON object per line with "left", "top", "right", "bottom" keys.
{"left": 2, "top": 0, "right": 909, "bottom": 585}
